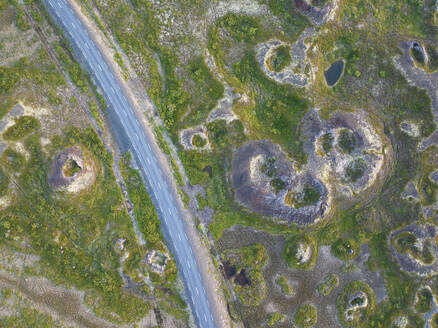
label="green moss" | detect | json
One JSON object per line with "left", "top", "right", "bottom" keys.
{"left": 276, "top": 275, "right": 293, "bottom": 296}
{"left": 271, "top": 177, "right": 286, "bottom": 193}
{"left": 183, "top": 57, "right": 224, "bottom": 126}
{"left": 317, "top": 274, "right": 339, "bottom": 296}
{"left": 192, "top": 134, "right": 207, "bottom": 148}
{"left": 415, "top": 288, "right": 432, "bottom": 314}
{"left": 196, "top": 192, "right": 208, "bottom": 211}
{"left": 62, "top": 158, "right": 81, "bottom": 177}
{"left": 286, "top": 185, "right": 321, "bottom": 208}
{"left": 338, "top": 129, "right": 356, "bottom": 154}
{"left": 261, "top": 157, "right": 277, "bottom": 177}
{"left": 283, "top": 234, "right": 318, "bottom": 270}
{"left": 217, "top": 13, "right": 262, "bottom": 44}
{"left": 267, "top": 45, "right": 291, "bottom": 72}
{"left": 0, "top": 168, "right": 9, "bottom": 196}
{"left": 346, "top": 158, "right": 366, "bottom": 182}
{"left": 3, "top": 116, "right": 40, "bottom": 140}
{"left": 331, "top": 238, "right": 359, "bottom": 261}
{"left": 431, "top": 313, "right": 438, "bottom": 328}
{"left": 267, "top": 312, "right": 286, "bottom": 327}
{"left": 294, "top": 304, "right": 318, "bottom": 328}
{"left": 419, "top": 175, "right": 438, "bottom": 206}
{"left": 321, "top": 132, "right": 334, "bottom": 154}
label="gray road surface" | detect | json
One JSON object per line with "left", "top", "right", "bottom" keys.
{"left": 43, "top": 1, "right": 215, "bottom": 327}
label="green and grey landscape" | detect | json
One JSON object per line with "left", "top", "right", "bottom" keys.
{"left": 1, "top": 0, "right": 438, "bottom": 327}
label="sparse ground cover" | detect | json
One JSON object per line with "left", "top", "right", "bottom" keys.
{"left": 266, "top": 311, "right": 285, "bottom": 326}
{"left": 317, "top": 273, "right": 339, "bottom": 296}
{"left": 275, "top": 275, "right": 293, "bottom": 296}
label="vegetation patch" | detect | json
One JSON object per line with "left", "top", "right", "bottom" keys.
{"left": 285, "top": 184, "right": 321, "bottom": 208}
{"left": 337, "top": 281, "right": 376, "bottom": 327}
{"left": 216, "top": 13, "right": 262, "bottom": 44}
{"left": 183, "top": 57, "right": 224, "bottom": 126}
{"left": 431, "top": 313, "right": 438, "bottom": 328}
{"left": 266, "top": 312, "right": 286, "bottom": 327}
{"left": 275, "top": 275, "right": 293, "bottom": 296}
{"left": 294, "top": 304, "right": 318, "bottom": 328}
{"left": 62, "top": 157, "right": 81, "bottom": 177}
{"left": 337, "top": 129, "right": 356, "bottom": 154}
{"left": 392, "top": 232, "right": 435, "bottom": 265}
{"left": 1, "top": 147, "right": 25, "bottom": 172}
{"left": 222, "top": 244, "right": 268, "bottom": 306}
{"left": 317, "top": 273, "right": 339, "bottom": 296}
{"left": 321, "top": 132, "right": 334, "bottom": 154}
{"left": 267, "top": 45, "right": 291, "bottom": 72}
{"left": 0, "top": 168, "right": 9, "bottom": 196}
{"left": 414, "top": 287, "right": 433, "bottom": 313}
{"left": 345, "top": 158, "right": 367, "bottom": 182}
{"left": 331, "top": 238, "right": 360, "bottom": 261}
{"left": 3, "top": 116, "right": 40, "bottom": 140}
{"left": 192, "top": 134, "right": 207, "bottom": 148}
{"left": 283, "top": 234, "right": 318, "bottom": 270}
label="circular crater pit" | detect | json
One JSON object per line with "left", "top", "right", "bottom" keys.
{"left": 48, "top": 147, "right": 96, "bottom": 194}
{"left": 231, "top": 140, "right": 329, "bottom": 225}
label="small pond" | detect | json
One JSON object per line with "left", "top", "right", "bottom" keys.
{"left": 324, "top": 60, "right": 344, "bottom": 86}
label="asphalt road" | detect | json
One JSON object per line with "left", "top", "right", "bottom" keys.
{"left": 43, "top": 1, "right": 215, "bottom": 327}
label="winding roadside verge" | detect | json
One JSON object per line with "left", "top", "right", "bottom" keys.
{"left": 56, "top": 1, "right": 231, "bottom": 327}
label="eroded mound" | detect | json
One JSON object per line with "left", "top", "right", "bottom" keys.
{"left": 231, "top": 140, "right": 329, "bottom": 225}
{"left": 304, "top": 109, "right": 392, "bottom": 200}
{"left": 48, "top": 147, "right": 96, "bottom": 194}
{"left": 390, "top": 224, "right": 438, "bottom": 276}
{"left": 256, "top": 28, "right": 315, "bottom": 87}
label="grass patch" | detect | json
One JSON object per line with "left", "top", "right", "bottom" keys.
{"left": 276, "top": 275, "right": 293, "bottom": 296}
{"left": 183, "top": 57, "right": 224, "bottom": 127}
{"left": 317, "top": 274, "right": 339, "bottom": 296}
{"left": 337, "top": 129, "right": 356, "bottom": 154}
{"left": 294, "top": 304, "right": 318, "bottom": 328}
{"left": 283, "top": 234, "right": 318, "bottom": 270}
{"left": 415, "top": 288, "right": 433, "bottom": 314}
{"left": 1, "top": 147, "right": 25, "bottom": 172}
{"left": 285, "top": 185, "right": 321, "bottom": 208}
{"left": 192, "top": 134, "right": 207, "bottom": 148}
{"left": 266, "top": 45, "right": 291, "bottom": 72}
{"left": 331, "top": 238, "right": 359, "bottom": 261}
{"left": 345, "top": 158, "right": 366, "bottom": 182}
{"left": 267, "top": 312, "right": 286, "bottom": 327}
{"left": 3, "top": 116, "right": 40, "bottom": 140}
